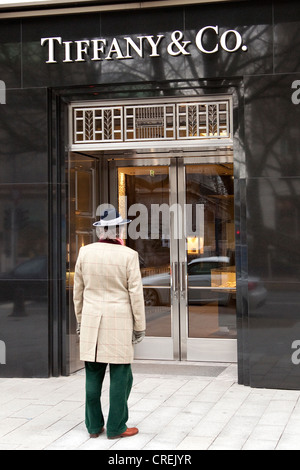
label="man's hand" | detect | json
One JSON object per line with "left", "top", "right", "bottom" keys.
{"left": 132, "top": 330, "right": 145, "bottom": 344}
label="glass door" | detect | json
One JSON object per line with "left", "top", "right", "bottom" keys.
{"left": 110, "top": 158, "right": 177, "bottom": 360}
{"left": 179, "top": 158, "right": 237, "bottom": 362}
{"left": 67, "top": 152, "right": 99, "bottom": 373}
{"left": 110, "top": 154, "right": 237, "bottom": 363}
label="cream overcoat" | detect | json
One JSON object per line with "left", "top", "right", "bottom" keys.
{"left": 73, "top": 242, "right": 146, "bottom": 364}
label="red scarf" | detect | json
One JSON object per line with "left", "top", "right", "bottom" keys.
{"left": 98, "top": 238, "right": 124, "bottom": 245}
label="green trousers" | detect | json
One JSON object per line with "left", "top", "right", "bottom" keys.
{"left": 85, "top": 361, "right": 133, "bottom": 438}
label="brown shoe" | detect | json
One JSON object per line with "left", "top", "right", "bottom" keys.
{"left": 108, "top": 427, "right": 139, "bottom": 439}
{"left": 89, "top": 427, "right": 104, "bottom": 438}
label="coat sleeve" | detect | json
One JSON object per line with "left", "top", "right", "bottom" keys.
{"left": 73, "top": 249, "right": 84, "bottom": 325}
{"left": 127, "top": 251, "right": 146, "bottom": 332}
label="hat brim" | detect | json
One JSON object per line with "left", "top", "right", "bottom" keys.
{"left": 93, "top": 218, "right": 131, "bottom": 227}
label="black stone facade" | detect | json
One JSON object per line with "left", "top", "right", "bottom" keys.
{"left": 0, "top": 0, "right": 300, "bottom": 388}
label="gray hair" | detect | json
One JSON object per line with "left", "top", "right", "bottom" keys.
{"left": 96, "top": 225, "right": 125, "bottom": 240}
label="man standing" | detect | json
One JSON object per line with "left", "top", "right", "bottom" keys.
{"left": 73, "top": 208, "right": 146, "bottom": 439}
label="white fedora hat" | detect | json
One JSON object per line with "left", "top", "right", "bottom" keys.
{"left": 93, "top": 208, "right": 131, "bottom": 227}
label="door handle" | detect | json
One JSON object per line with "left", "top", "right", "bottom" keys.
{"left": 179, "top": 262, "right": 187, "bottom": 300}
{"left": 171, "top": 262, "right": 179, "bottom": 301}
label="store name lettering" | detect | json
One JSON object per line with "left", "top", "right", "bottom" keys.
{"left": 292, "top": 80, "right": 300, "bottom": 105}
{"left": 41, "top": 27, "right": 248, "bottom": 64}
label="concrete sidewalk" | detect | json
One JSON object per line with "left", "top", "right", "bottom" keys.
{"left": 0, "top": 361, "right": 300, "bottom": 450}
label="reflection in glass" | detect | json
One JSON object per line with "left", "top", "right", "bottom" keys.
{"left": 185, "top": 164, "right": 237, "bottom": 340}
{"left": 0, "top": 185, "right": 48, "bottom": 276}
{"left": 67, "top": 153, "right": 98, "bottom": 374}
{"left": 118, "top": 166, "right": 171, "bottom": 337}
{"left": 0, "top": 184, "right": 48, "bottom": 376}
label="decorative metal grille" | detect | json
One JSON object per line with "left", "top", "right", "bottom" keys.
{"left": 177, "top": 102, "right": 230, "bottom": 139}
{"left": 72, "top": 99, "right": 231, "bottom": 147}
{"left": 125, "top": 104, "right": 176, "bottom": 141}
{"left": 73, "top": 107, "right": 123, "bottom": 143}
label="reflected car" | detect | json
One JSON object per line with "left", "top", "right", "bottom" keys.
{"left": 142, "top": 256, "right": 267, "bottom": 308}
{"left": 142, "top": 257, "right": 230, "bottom": 306}
{"left": 247, "top": 277, "right": 268, "bottom": 310}
{"left": 0, "top": 256, "right": 47, "bottom": 303}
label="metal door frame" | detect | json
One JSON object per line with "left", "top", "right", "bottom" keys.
{"left": 109, "top": 155, "right": 176, "bottom": 360}
{"left": 108, "top": 151, "right": 237, "bottom": 362}
{"left": 178, "top": 156, "right": 237, "bottom": 363}
{"left": 67, "top": 152, "right": 100, "bottom": 374}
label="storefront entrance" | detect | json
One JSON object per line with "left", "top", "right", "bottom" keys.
{"left": 66, "top": 96, "right": 237, "bottom": 372}
{"left": 112, "top": 153, "right": 236, "bottom": 363}
{"left": 67, "top": 149, "right": 237, "bottom": 372}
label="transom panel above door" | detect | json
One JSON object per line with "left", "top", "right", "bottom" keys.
{"left": 70, "top": 96, "right": 233, "bottom": 151}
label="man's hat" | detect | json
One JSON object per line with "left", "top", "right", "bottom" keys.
{"left": 93, "top": 208, "right": 131, "bottom": 227}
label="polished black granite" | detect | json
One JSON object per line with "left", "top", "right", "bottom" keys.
{"left": 0, "top": 88, "right": 48, "bottom": 184}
